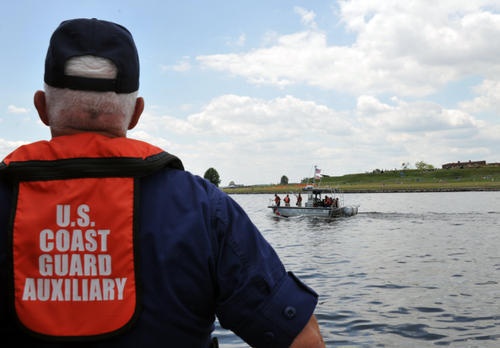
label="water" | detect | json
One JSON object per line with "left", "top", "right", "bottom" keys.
{"left": 214, "top": 191, "right": 500, "bottom": 347}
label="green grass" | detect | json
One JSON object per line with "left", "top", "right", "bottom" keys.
{"left": 222, "top": 166, "right": 500, "bottom": 194}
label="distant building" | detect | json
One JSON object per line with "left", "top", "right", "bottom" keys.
{"left": 442, "top": 160, "right": 486, "bottom": 169}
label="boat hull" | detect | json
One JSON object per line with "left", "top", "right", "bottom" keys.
{"left": 268, "top": 205, "right": 358, "bottom": 218}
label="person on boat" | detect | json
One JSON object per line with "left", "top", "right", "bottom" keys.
{"left": 284, "top": 194, "right": 291, "bottom": 206}
{"left": 296, "top": 193, "right": 303, "bottom": 207}
{"left": 274, "top": 193, "right": 281, "bottom": 206}
{"left": 313, "top": 197, "right": 319, "bottom": 207}
{"left": 0, "top": 18, "right": 325, "bottom": 348}
{"left": 324, "top": 196, "right": 333, "bottom": 207}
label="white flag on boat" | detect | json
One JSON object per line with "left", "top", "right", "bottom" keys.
{"left": 314, "top": 167, "right": 321, "bottom": 179}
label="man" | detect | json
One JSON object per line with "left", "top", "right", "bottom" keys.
{"left": 274, "top": 193, "right": 281, "bottom": 206}
{"left": 0, "top": 18, "right": 325, "bottom": 347}
{"left": 284, "top": 194, "right": 291, "bottom": 206}
{"left": 296, "top": 193, "right": 302, "bottom": 207}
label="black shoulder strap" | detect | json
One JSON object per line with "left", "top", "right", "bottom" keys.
{"left": 0, "top": 151, "right": 183, "bottom": 182}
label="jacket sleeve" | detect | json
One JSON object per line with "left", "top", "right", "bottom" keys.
{"left": 212, "top": 190, "right": 319, "bottom": 347}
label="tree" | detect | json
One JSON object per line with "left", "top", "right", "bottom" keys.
{"left": 280, "top": 175, "right": 289, "bottom": 185}
{"left": 415, "top": 161, "right": 435, "bottom": 171}
{"left": 204, "top": 167, "right": 221, "bottom": 187}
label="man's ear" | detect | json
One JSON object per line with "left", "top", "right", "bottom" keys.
{"left": 128, "top": 97, "right": 144, "bottom": 130}
{"left": 34, "top": 90, "right": 50, "bottom": 126}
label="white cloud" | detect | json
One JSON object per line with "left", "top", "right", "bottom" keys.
{"left": 357, "top": 96, "right": 481, "bottom": 132}
{"left": 160, "top": 56, "right": 191, "bottom": 72}
{"left": 459, "top": 79, "right": 500, "bottom": 113}
{"left": 0, "top": 138, "right": 28, "bottom": 157}
{"left": 185, "top": 2, "right": 499, "bottom": 183}
{"left": 226, "top": 34, "right": 246, "bottom": 47}
{"left": 132, "top": 91, "right": 494, "bottom": 184}
{"left": 134, "top": 94, "right": 358, "bottom": 184}
{"left": 196, "top": 3, "right": 500, "bottom": 97}
{"left": 294, "top": 6, "right": 318, "bottom": 29}
{"left": 7, "top": 105, "right": 29, "bottom": 114}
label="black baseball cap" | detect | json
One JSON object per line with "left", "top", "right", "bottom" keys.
{"left": 44, "top": 18, "right": 139, "bottom": 93}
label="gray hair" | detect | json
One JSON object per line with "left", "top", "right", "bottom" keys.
{"left": 44, "top": 56, "right": 138, "bottom": 134}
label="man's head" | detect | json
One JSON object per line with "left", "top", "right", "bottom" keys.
{"left": 35, "top": 18, "right": 144, "bottom": 138}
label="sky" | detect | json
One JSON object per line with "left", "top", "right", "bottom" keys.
{"left": 1, "top": 1, "right": 500, "bottom": 185}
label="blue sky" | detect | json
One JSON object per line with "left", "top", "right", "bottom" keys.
{"left": 1, "top": 1, "right": 499, "bottom": 185}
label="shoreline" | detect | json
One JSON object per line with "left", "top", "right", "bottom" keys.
{"left": 222, "top": 186, "right": 500, "bottom": 194}
{"left": 222, "top": 166, "right": 500, "bottom": 194}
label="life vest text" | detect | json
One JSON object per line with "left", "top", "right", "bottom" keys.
{"left": 22, "top": 204, "right": 127, "bottom": 302}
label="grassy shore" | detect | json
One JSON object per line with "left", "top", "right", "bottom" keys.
{"left": 222, "top": 166, "right": 500, "bottom": 194}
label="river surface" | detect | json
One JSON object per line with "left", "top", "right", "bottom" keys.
{"left": 214, "top": 191, "right": 500, "bottom": 347}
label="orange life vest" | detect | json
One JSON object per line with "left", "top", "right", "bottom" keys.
{"left": 0, "top": 133, "right": 182, "bottom": 341}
